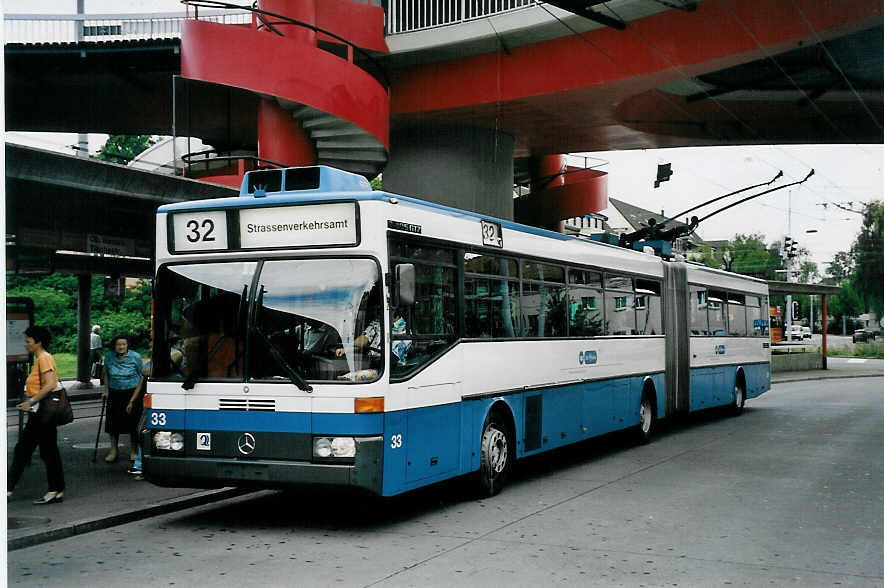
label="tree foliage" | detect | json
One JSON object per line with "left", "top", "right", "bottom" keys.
{"left": 6, "top": 275, "right": 152, "bottom": 354}
{"left": 851, "top": 201, "right": 884, "bottom": 316}
{"left": 697, "top": 233, "right": 784, "bottom": 280}
{"left": 94, "top": 135, "right": 157, "bottom": 165}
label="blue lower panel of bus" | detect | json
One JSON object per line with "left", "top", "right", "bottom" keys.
{"left": 146, "top": 365, "right": 767, "bottom": 496}
{"left": 689, "top": 362, "right": 770, "bottom": 411}
{"left": 380, "top": 373, "right": 666, "bottom": 496}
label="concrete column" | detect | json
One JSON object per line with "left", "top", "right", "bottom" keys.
{"left": 383, "top": 124, "right": 515, "bottom": 220}
{"left": 76, "top": 274, "right": 93, "bottom": 388}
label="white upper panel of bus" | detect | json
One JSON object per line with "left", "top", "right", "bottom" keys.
{"left": 684, "top": 263, "right": 768, "bottom": 295}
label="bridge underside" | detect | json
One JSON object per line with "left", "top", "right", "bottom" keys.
{"left": 4, "top": 1, "right": 882, "bottom": 221}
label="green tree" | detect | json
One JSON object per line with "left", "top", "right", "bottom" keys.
{"left": 852, "top": 200, "right": 884, "bottom": 315}
{"left": 824, "top": 250, "right": 854, "bottom": 284}
{"left": 5, "top": 275, "right": 152, "bottom": 353}
{"left": 94, "top": 135, "right": 157, "bottom": 165}
{"left": 698, "top": 233, "right": 784, "bottom": 280}
{"left": 827, "top": 280, "right": 864, "bottom": 334}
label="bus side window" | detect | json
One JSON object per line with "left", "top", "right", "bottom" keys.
{"left": 690, "top": 286, "right": 708, "bottom": 336}
{"left": 390, "top": 244, "right": 458, "bottom": 378}
{"left": 605, "top": 274, "right": 635, "bottom": 336}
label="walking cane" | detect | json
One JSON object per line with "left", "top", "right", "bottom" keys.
{"left": 92, "top": 391, "right": 106, "bottom": 463}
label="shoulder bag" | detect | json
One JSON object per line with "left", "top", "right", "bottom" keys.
{"left": 37, "top": 362, "right": 74, "bottom": 427}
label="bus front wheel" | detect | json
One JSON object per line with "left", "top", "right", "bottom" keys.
{"left": 476, "top": 417, "right": 512, "bottom": 497}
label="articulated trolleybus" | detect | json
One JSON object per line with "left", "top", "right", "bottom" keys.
{"left": 144, "top": 166, "right": 770, "bottom": 497}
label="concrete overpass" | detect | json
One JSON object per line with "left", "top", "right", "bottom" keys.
{"left": 5, "top": 0, "right": 883, "bottom": 222}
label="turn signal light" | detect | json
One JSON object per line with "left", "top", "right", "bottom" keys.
{"left": 143, "top": 393, "right": 152, "bottom": 409}
{"left": 354, "top": 397, "right": 384, "bottom": 413}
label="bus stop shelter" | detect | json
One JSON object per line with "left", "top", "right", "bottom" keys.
{"left": 767, "top": 280, "right": 841, "bottom": 369}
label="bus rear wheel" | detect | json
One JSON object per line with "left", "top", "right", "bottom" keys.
{"left": 636, "top": 393, "right": 655, "bottom": 444}
{"left": 730, "top": 381, "right": 745, "bottom": 416}
{"left": 476, "top": 417, "right": 512, "bottom": 497}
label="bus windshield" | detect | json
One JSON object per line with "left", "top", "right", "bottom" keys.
{"left": 153, "top": 258, "right": 384, "bottom": 383}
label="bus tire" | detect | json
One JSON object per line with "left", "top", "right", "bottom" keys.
{"left": 636, "top": 392, "right": 655, "bottom": 445}
{"left": 730, "top": 379, "right": 745, "bottom": 417}
{"left": 476, "top": 416, "right": 512, "bottom": 498}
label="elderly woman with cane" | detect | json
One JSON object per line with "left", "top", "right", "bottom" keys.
{"left": 102, "top": 334, "right": 144, "bottom": 463}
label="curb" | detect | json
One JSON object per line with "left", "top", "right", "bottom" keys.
{"left": 8, "top": 487, "right": 253, "bottom": 552}
{"left": 772, "top": 372, "right": 884, "bottom": 384}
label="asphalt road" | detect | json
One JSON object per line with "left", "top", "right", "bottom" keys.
{"left": 8, "top": 378, "right": 883, "bottom": 587}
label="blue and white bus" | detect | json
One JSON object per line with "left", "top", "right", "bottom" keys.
{"left": 143, "top": 165, "right": 770, "bottom": 497}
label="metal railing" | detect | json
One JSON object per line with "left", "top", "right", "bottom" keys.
{"left": 6, "top": 1, "right": 540, "bottom": 44}
{"left": 386, "top": 0, "right": 538, "bottom": 35}
{"left": 180, "top": 149, "right": 286, "bottom": 179}
{"left": 3, "top": 11, "right": 250, "bottom": 44}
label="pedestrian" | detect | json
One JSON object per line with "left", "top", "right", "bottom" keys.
{"left": 90, "top": 324, "right": 102, "bottom": 379}
{"left": 7, "top": 325, "right": 66, "bottom": 504}
{"left": 128, "top": 356, "right": 151, "bottom": 479}
{"left": 102, "top": 334, "right": 144, "bottom": 463}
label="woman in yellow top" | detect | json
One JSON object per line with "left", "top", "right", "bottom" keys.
{"left": 7, "top": 326, "right": 66, "bottom": 505}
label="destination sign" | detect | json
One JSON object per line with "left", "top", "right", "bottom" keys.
{"left": 239, "top": 203, "right": 357, "bottom": 249}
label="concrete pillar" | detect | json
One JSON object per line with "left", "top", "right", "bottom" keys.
{"left": 76, "top": 274, "right": 93, "bottom": 388}
{"left": 383, "top": 124, "right": 515, "bottom": 220}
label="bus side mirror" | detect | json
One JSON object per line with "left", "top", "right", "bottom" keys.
{"left": 394, "top": 263, "right": 416, "bottom": 307}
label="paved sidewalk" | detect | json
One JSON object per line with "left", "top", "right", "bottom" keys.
{"left": 6, "top": 380, "right": 246, "bottom": 551}
{"left": 772, "top": 356, "right": 884, "bottom": 383}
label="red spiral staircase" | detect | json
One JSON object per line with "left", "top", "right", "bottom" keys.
{"left": 179, "top": 0, "right": 390, "bottom": 185}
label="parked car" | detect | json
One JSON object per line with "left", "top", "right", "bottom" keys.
{"left": 852, "top": 328, "right": 877, "bottom": 343}
{"left": 801, "top": 326, "right": 812, "bottom": 339}
{"left": 788, "top": 325, "right": 804, "bottom": 341}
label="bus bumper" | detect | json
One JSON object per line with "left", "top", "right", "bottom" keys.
{"left": 142, "top": 436, "right": 384, "bottom": 495}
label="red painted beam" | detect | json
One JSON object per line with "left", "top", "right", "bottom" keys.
{"left": 391, "top": 0, "right": 882, "bottom": 115}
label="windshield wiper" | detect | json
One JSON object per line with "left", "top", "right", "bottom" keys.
{"left": 255, "top": 286, "right": 313, "bottom": 392}
{"left": 254, "top": 323, "right": 313, "bottom": 393}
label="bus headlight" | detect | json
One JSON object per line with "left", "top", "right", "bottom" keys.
{"left": 153, "top": 431, "right": 184, "bottom": 451}
{"left": 154, "top": 431, "right": 171, "bottom": 450}
{"left": 313, "top": 437, "right": 356, "bottom": 459}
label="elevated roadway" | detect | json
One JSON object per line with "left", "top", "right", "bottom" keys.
{"left": 5, "top": 0, "right": 883, "bottom": 220}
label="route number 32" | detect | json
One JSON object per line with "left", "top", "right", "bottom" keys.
{"left": 173, "top": 211, "right": 227, "bottom": 252}
{"left": 186, "top": 219, "right": 215, "bottom": 243}
{"left": 390, "top": 433, "right": 403, "bottom": 449}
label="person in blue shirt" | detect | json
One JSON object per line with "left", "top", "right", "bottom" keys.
{"left": 102, "top": 335, "right": 144, "bottom": 463}
{"left": 128, "top": 357, "right": 151, "bottom": 479}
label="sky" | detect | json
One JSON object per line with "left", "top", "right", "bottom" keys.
{"left": 572, "top": 144, "right": 884, "bottom": 272}
{"left": 5, "top": 1, "right": 883, "bottom": 275}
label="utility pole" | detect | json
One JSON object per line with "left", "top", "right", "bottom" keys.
{"left": 76, "top": 0, "right": 89, "bottom": 158}
{"left": 785, "top": 191, "right": 793, "bottom": 341}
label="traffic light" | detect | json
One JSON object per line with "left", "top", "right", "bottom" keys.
{"left": 783, "top": 236, "right": 798, "bottom": 258}
{"left": 654, "top": 163, "right": 672, "bottom": 188}
{"left": 792, "top": 300, "right": 799, "bottom": 319}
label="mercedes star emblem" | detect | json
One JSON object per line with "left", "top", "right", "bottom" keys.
{"left": 237, "top": 433, "right": 256, "bottom": 455}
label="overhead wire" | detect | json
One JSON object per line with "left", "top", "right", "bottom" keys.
{"left": 598, "top": 0, "right": 858, "bottom": 198}
{"left": 535, "top": 2, "right": 793, "bottom": 185}
{"left": 592, "top": 1, "right": 869, "bottom": 231}
{"left": 787, "top": 0, "right": 884, "bottom": 135}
